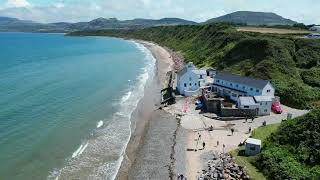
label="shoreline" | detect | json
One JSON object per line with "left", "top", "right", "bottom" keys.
{"left": 116, "top": 40, "right": 183, "bottom": 179}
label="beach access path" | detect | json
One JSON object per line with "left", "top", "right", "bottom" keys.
{"left": 163, "top": 96, "right": 309, "bottom": 179}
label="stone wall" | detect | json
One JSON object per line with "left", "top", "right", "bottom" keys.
{"left": 220, "top": 108, "right": 257, "bottom": 117}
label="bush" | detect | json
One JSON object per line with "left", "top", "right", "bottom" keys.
{"left": 255, "top": 110, "right": 320, "bottom": 179}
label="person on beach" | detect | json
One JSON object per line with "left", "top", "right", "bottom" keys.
{"left": 178, "top": 174, "right": 187, "bottom": 180}
{"left": 231, "top": 128, "right": 234, "bottom": 135}
{"left": 249, "top": 127, "right": 252, "bottom": 133}
{"left": 217, "top": 140, "right": 219, "bottom": 146}
{"left": 202, "top": 142, "right": 206, "bottom": 150}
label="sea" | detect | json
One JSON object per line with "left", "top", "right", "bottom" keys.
{"left": 0, "top": 33, "right": 156, "bottom": 179}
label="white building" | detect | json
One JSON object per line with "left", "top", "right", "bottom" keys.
{"left": 212, "top": 72, "right": 275, "bottom": 102}
{"left": 254, "top": 96, "right": 273, "bottom": 116}
{"left": 245, "top": 138, "right": 262, "bottom": 156}
{"left": 309, "top": 25, "right": 320, "bottom": 32}
{"left": 176, "top": 63, "right": 207, "bottom": 96}
{"left": 307, "top": 33, "right": 320, "bottom": 39}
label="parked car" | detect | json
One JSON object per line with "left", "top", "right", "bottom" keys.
{"left": 272, "top": 103, "right": 283, "bottom": 114}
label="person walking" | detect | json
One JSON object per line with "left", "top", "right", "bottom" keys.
{"left": 249, "top": 127, "right": 252, "bottom": 133}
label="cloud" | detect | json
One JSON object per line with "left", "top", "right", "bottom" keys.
{"left": 0, "top": 0, "right": 319, "bottom": 24}
{"left": 6, "top": 0, "right": 31, "bottom": 8}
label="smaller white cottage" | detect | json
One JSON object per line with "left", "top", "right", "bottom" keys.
{"left": 254, "top": 96, "right": 273, "bottom": 116}
{"left": 245, "top": 138, "right": 262, "bottom": 156}
{"left": 176, "top": 62, "right": 207, "bottom": 96}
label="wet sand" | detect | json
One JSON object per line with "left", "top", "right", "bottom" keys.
{"left": 116, "top": 40, "right": 186, "bottom": 180}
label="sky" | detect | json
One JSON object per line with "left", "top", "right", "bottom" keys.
{"left": 0, "top": 0, "right": 319, "bottom": 24}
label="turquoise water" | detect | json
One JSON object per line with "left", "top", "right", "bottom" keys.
{"left": 0, "top": 33, "right": 155, "bottom": 179}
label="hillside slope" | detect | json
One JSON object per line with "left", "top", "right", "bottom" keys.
{"left": 255, "top": 109, "right": 320, "bottom": 179}
{"left": 0, "top": 16, "right": 197, "bottom": 32}
{"left": 69, "top": 24, "right": 320, "bottom": 109}
{"left": 205, "top": 11, "right": 297, "bottom": 25}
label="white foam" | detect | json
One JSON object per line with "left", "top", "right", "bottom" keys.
{"left": 71, "top": 142, "right": 88, "bottom": 158}
{"left": 97, "top": 121, "right": 104, "bottom": 128}
{"left": 78, "top": 143, "right": 89, "bottom": 156}
{"left": 121, "top": 91, "right": 132, "bottom": 103}
{"left": 71, "top": 144, "right": 83, "bottom": 158}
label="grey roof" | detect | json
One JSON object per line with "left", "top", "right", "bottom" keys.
{"left": 239, "top": 97, "right": 257, "bottom": 106}
{"left": 215, "top": 72, "right": 270, "bottom": 89}
{"left": 254, "top": 96, "right": 273, "bottom": 102}
{"left": 246, "top": 138, "right": 261, "bottom": 145}
{"left": 177, "top": 66, "right": 188, "bottom": 76}
{"left": 192, "top": 69, "right": 207, "bottom": 75}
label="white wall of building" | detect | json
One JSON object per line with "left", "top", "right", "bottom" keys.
{"left": 261, "top": 83, "right": 275, "bottom": 97}
{"left": 257, "top": 101, "right": 272, "bottom": 115}
{"left": 176, "top": 63, "right": 201, "bottom": 96}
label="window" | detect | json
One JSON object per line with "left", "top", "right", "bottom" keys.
{"left": 189, "top": 83, "right": 192, "bottom": 86}
{"left": 250, "top": 88, "right": 253, "bottom": 91}
{"left": 260, "top": 102, "right": 263, "bottom": 106}
{"left": 264, "top": 109, "right": 268, "bottom": 112}
{"left": 244, "top": 106, "right": 249, "bottom": 108}
{"left": 232, "top": 93, "right": 237, "bottom": 97}
{"left": 243, "top": 86, "right": 245, "bottom": 89}
{"left": 200, "top": 75, "right": 203, "bottom": 79}
{"left": 195, "top": 83, "right": 197, "bottom": 86}
{"left": 217, "top": 80, "right": 220, "bottom": 83}
{"left": 184, "top": 83, "right": 187, "bottom": 87}
{"left": 265, "top": 102, "right": 268, "bottom": 105}
{"left": 256, "top": 89, "right": 259, "bottom": 93}
{"left": 230, "top": 83, "right": 233, "bottom": 86}
{"left": 267, "top": 89, "right": 271, "bottom": 93}
{"left": 236, "top": 84, "right": 239, "bottom": 88}
{"left": 189, "top": 77, "right": 192, "bottom": 81}
{"left": 250, "top": 146, "right": 256, "bottom": 151}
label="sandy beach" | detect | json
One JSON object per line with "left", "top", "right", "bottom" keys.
{"left": 116, "top": 40, "right": 185, "bottom": 180}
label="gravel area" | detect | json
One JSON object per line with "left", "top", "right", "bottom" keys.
{"left": 128, "top": 110, "right": 185, "bottom": 180}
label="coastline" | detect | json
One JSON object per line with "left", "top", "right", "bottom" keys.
{"left": 116, "top": 40, "right": 187, "bottom": 180}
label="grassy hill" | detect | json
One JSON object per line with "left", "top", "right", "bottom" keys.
{"left": 254, "top": 109, "right": 320, "bottom": 179}
{"left": 205, "top": 11, "right": 297, "bottom": 25}
{"left": 0, "top": 16, "right": 197, "bottom": 32}
{"left": 69, "top": 24, "right": 320, "bottom": 109}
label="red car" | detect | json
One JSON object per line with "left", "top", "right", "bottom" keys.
{"left": 272, "top": 103, "right": 283, "bottom": 114}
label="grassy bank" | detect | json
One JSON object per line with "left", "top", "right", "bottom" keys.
{"left": 231, "top": 110, "right": 320, "bottom": 180}
{"left": 230, "top": 123, "right": 280, "bottom": 180}
{"left": 69, "top": 24, "right": 320, "bottom": 109}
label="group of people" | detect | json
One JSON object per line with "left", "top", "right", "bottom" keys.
{"left": 197, "top": 132, "right": 206, "bottom": 150}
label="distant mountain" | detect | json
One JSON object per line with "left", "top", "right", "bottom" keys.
{"left": 205, "top": 11, "right": 297, "bottom": 25}
{"left": 0, "top": 17, "right": 197, "bottom": 32}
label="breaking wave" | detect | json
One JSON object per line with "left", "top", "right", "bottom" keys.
{"left": 48, "top": 40, "right": 156, "bottom": 180}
